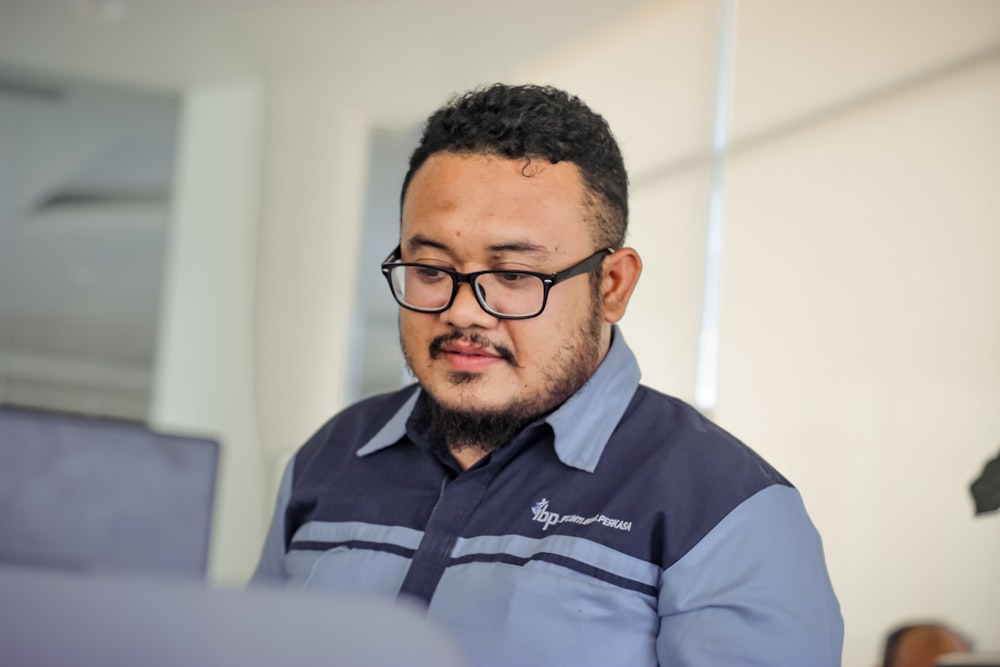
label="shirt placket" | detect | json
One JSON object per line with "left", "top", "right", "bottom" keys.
{"left": 396, "top": 467, "right": 493, "bottom": 605}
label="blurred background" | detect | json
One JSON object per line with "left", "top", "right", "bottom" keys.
{"left": 0, "top": 0, "right": 997, "bottom": 664}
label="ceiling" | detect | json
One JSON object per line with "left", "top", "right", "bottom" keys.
{"left": 0, "top": 0, "right": 658, "bottom": 417}
{"left": 0, "top": 0, "right": 658, "bottom": 126}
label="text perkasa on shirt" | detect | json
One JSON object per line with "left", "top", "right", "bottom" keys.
{"left": 253, "top": 329, "right": 843, "bottom": 667}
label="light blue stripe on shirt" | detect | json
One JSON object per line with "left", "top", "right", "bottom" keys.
{"left": 291, "top": 521, "right": 425, "bottom": 552}
{"left": 453, "top": 533, "right": 661, "bottom": 591}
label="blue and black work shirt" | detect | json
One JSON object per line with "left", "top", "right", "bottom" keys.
{"left": 253, "top": 329, "right": 843, "bottom": 666}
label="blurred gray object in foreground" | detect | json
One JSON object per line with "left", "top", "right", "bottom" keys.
{"left": 0, "top": 567, "right": 469, "bottom": 667}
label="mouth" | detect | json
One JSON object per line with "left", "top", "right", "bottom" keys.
{"left": 441, "top": 341, "right": 499, "bottom": 358}
{"left": 430, "top": 332, "right": 518, "bottom": 369}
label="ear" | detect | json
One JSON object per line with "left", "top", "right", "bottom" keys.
{"left": 599, "top": 247, "right": 642, "bottom": 324}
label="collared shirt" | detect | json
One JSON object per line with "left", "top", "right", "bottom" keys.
{"left": 253, "top": 329, "right": 843, "bottom": 666}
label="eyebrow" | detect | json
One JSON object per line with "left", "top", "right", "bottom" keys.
{"left": 405, "top": 234, "right": 448, "bottom": 254}
{"left": 404, "top": 235, "right": 551, "bottom": 258}
{"left": 486, "top": 241, "right": 549, "bottom": 256}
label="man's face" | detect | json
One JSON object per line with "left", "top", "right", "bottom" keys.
{"left": 398, "top": 152, "right": 610, "bottom": 423}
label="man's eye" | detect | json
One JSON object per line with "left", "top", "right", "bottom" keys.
{"left": 497, "top": 272, "right": 530, "bottom": 285}
{"left": 415, "top": 267, "right": 447, "bottom": 282}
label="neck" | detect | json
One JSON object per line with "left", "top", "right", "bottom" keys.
{"left": 450, "top": 446, "right": 489, "bottom": 470}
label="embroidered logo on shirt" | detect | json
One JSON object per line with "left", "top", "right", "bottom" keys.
{"left": 530, "top": 498, "right": 632, "bottom": 532}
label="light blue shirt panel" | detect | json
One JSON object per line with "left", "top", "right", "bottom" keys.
{"left": 429, "top": 560, "right": 659, "bottom": 667}
{"left": 657, "top": 484, "right": 843, "bottom": 667}
{"left": 291, "top": 521, "right": 422, "bottom": 594}
{"left": 284, "top": 521, "right": 423, "bottom": 593}
{"left": 298, "top": 546, "right": 412, "bottom": 597}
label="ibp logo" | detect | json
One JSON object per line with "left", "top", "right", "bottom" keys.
{"left": 531, "top": 498, "right": 561, "bottom": 531}
{"left": 530, "top": 498, "right": 633, "bottom": 533}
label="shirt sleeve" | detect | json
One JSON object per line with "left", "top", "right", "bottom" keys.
{"left": 249, "top": 457, "right": 295, "bottom": 585}
{"left": 657, "top": 484, "right": 843, "bottom": 666}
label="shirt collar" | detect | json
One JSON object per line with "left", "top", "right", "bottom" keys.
{"left": 355, "top": 387, "right": 420, "bottom": 456}
{"left": 356, "top": 326, "right": 641, "bottom": 472}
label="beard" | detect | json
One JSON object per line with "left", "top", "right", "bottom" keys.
{"left": 402, "top": 280, "right": 605, "bottom": 458}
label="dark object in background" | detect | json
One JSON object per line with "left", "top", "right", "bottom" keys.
{"left": 970, "top": 447, "right": 1000, "bottom": 516}
{"left": 881, "top": 622, "right": 972, "bottom": 667}
{"left": 0, "top": 404, "right": 218, "bottom": 578}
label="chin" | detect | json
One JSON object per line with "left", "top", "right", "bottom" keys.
{"left": 428, "top": 381, "right": 519, "bottom": 416}
{"left": 440, "top": 391, "right": 507, "bottom": 415}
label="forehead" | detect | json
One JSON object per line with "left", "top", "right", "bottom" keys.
{"left": 401, "top": 152, "right": 592, "bottom": 251}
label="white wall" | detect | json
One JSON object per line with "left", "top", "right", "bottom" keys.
{"left": 253, "top": 84, "right": 369, "bottom": 482}
{"left": 518, "top": 1, "right": 1000, "bottom": 664}
{"left": 150, "top": 83, "right": 267, "bottom": 584}
{"left": 152, "top": 82, "right": 368, "bottom": 584}
{"left": 721, "top": 55, "right": 1000, "bottom": 664}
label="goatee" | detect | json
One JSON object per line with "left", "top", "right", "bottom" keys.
{"left": 426, "top": 397, "right": 535, "bottom": 460}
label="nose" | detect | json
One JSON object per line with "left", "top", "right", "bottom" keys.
{"left": 441, "top": 281, "right": 498, "bottom": 329}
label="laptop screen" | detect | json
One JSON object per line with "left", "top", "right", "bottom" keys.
{"left": 0, "top": 404, "right": 218, "bottom": 579}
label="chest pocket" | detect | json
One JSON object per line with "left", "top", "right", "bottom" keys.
{"left": 294, "top": 545, "right": 410, "bottom": 596}
{"left": 284, "top": 519, "right": 423, "bottom": 596}
{"left": 432, "top": 559, "right": 659, "bottom": 667}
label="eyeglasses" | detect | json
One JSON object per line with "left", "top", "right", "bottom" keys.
{"left": 381, "top": 246, "right": 612, "bottom": 320}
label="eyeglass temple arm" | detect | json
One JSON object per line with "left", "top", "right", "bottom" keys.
{"left": 382, "top": 245, "right": 402, "bottom": 265}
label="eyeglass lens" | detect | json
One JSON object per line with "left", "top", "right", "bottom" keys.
{"left": 389, "top": 266, "right": 545, "bottom": 317}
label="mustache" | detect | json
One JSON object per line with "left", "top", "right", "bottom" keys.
{"left": 429, "top": 330, "right": 520, "bottom": 367}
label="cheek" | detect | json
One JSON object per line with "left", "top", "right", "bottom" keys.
{"left": 537, "top": 291, "right": 591, "bottom": 337}
{"left": 399, "top": 313, "right": 431, "bottom": 354}
{"left": 506, "top": 319, "right": 560, "bottom": 365}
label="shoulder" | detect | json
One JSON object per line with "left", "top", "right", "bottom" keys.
{"left": 618, "top": 385, "right": 788, "bottom": 486}
{"left": 607, "top": 385, "right": 793, "bottom": 565}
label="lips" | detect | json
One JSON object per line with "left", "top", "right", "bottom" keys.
{"left": 434, "top": 340, "right": 500, "bottom": 372}
{"left": 429, "top": 332, "right": 518, "bottom": 368}
{"left": 440, "top": 341, "right": 500, "bottom": 358}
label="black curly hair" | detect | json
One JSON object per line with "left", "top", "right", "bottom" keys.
{"left": 400, "top": 83, "right": 628, "bottom": 250}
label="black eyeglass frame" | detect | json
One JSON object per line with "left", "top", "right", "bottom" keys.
{"left": 380, "top": 246, "right": 613, "bottom": 320}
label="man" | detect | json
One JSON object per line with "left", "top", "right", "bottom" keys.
{"left": 254, "top": 83, "right": 843, "bottom": 666}
{"left": 881, "top": 623, "right": 973, "bottom": 667}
